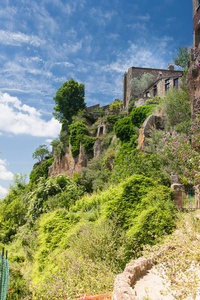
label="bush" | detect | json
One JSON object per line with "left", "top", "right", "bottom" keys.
{"left": 29, "top": 158, "right": 54, "bottom": 185}
{"left": 69, "top": 122, "right": 89, "bottom": 157}
{"left": 163, "top": 87, "right": 191, "bottom": 133}
{"left": 114, "top": 117, "right": 133, "bottom": 142}
{"left": 130, "top": 105, "right": 156, "bottom": 127}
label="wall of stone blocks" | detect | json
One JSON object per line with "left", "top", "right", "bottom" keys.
{"left": 123, "top": 67, "right": 183, "bottom": 108}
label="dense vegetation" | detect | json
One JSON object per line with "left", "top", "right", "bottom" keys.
{"left": 1, "top": 79, "right": 199, "bottom": 299}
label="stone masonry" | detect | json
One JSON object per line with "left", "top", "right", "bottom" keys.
{"left": 123, "top": 65, "right": 183, "bottom": 109}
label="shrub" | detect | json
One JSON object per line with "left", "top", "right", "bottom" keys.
{"left": 114, "top": 117, "right": 133, "bottom": 142}
{"left": 69, "top": 122, "right": 89, "bottom": 157}
{"left": 109, "top": 98, "right": 122, "bottom": 110}
{"left": 29, "top": 158, "right": 54, "bottom": 185}
{"left": 130, "top": 105, "right": 156, "bottom": 127}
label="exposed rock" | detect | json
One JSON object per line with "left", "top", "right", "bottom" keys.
{"left": 93, "top": 138, "right": 103, "bottom": 158}
{"left": 48, "top": 143, "right": 88, "bottom": 177}
{"left": 138, "top": 114, "right": 165, "bottom": 151}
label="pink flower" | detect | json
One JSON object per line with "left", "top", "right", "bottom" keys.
{"left": 173, "top": 148, "right": 176, "bottom": 151}
{"left": 162, "top": 149, "right": 164, "bottom": 151}
{"left": 156, "top": 147, "right": 159, "bottom": 151}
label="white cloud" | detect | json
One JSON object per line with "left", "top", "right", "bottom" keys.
{"left": 0, "top": 159, "right": 14, "bottom": 180}
{"left": 0, "top": 93, "right": 61, "bottom": 137}
{"left": 0, "top": 30, "right": 41, "bottom": 47}
{"left": 89, "top": 8, "right": 116, "bottom": 26}
{"left": 0, "top": 186, "right": 8, "bottom": 197}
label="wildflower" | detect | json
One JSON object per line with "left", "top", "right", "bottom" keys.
{"left": 173, "top": 148, "right": 176, "bottom": 151}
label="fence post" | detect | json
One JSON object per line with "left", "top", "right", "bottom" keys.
{"left": 171, "top": 174, "right": 184, "bottom": 210}
{"left": 195, "top": 185, "right": 200, "bottom": 208}
{"left": 0, "top": 248, "right": 4, "bottom": 300}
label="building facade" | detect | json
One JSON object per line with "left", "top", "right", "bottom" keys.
{"left": 122, "top": 65, "right": 183, "bottom": 109}
{"left": 193, "top": 0, "right": 200, "bottom": 46}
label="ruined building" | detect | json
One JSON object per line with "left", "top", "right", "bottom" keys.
{"left": 123, "top": 65, "right": 183, "bottom": 109}
{"left": 193, "top": 0, "right": 200, "bottom": 46}
{"left": 188, "top": 0, "right": 200, "bottom": 119}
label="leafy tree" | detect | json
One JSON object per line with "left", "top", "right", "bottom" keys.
{"left": 163, "top": 86, "right": 191, "bottom": 133}
{"left": 53, "top": 78, "right": 86, "bottom": 131}
{"left": 109, "top": 98, "right": 122, "bottom": 110}
{"left": 131, "top": 73, "right": 153, "bottom": 97}
{"left": 32, "top": 145, "right": 51, "bottom": 163}
{"left": 173, "top": 46, "right": 190, "bottom": 70}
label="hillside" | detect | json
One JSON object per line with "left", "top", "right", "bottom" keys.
{"left": 0, "top": 82, "right": 199, "bottom": 300}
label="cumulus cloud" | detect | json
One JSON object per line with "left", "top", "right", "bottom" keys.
{"left": 0, "top": 30, "right": 41, "bottom": 47}
{"left": 0, "top": 186, "right": 8, "bottom": 197}
{"left": 0, "top": 159, "right": 14, "bottom": 180}
{"left": 0, "top": 93, "right": 61, "bottom": 137}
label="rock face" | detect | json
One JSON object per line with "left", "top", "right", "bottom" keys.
{"left": 93, "top": 138, "right": 103, "bottom": 158}
{"left": 138, "top": 114, "right": 164, "bottom": 151}
{"left": 48, "top": 143, "right": 88, "bottom": 177}
{"left": 187, "top": 63, "right": 200, "bottom": 120}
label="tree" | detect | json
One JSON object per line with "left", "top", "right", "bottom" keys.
{"left": 131, "top": 73, "right": 153, "bottom": 97}
{"left": 173, "top": 46, "right": 190, "bottom": 70}
{"left": 110, "top": 98, "right": 122, "bottom": 110}
{"left": 53, "top": 78, "right": 86, "bottom": 131}
{"left": 32, "top": 145, "right": 51, "bottom": 163}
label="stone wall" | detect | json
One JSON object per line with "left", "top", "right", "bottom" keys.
{"left": 187, "top": 61, "right": 200, "bottom": 119}
{"left": 123, "top": 66, "right": 183, "bottom": 109}
{"left": 113, "top": 257, "right": 154, "bottom": 300}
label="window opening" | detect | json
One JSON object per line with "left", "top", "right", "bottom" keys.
{"left": 165, "top": 79, "right": 170, "bottom": 91}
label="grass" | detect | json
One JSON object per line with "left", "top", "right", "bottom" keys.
{"left": 143, "top": 211, "right": 200, "bottom": 299}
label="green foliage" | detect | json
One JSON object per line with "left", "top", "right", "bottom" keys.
{"left": 69, "top": 122, "right": 97, "bottom": 157}
{"left": 173, "top": 45, "right": 190, "bottom": 70}
{"left": 114, "top": 117, "right": 132, "bottom": 142}
{"left": 104, "top": 175, "right": 157, "bottom": 228}
{"left": 32, "top": 144, "right": 51, "bottom": 163}
{"left": 163, "top": 87, "right": 191, "bottom": 133}
{"left": 128, "top": 97, "right": 135, "bottom": 113}
{"left": 127, "top": 187, "right": 176, "bottom": 245}
{"left": 80, "top": 155, "right": 110, "bottom": 193}
{"left": 27, "top": 175, "right": 85, "bottom": 221}
{"left": 109, "top": 98, "right": 122, "bottom": 110}
{"left": 106, "top": 114, "right": 120, "bottom": 124}
{"left": 131, "top": 73, "right": 154, "bottom": 96}
{"left": 29, "top": 158, "right": 54, "bottom": 185}
{"left": 69, "top": 122, "right": 89, "bottom": 157}
{"left": 53, "top": 78, "right": 86, "bottom": 130}
{"left": 0, "top": 191, "right": 27, "bottom": 243}
{"left": 111, "top": 148, "right": 171, "bottom": 186}
{"left": 145, "top": 96, "right": 162, "bottom": 105}
{"left": 130, "top": 105, "right": 156, "bottom": 127}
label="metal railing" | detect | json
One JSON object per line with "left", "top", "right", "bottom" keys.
{"left": 0, "top": 248, "right": 9, "bottom": 300}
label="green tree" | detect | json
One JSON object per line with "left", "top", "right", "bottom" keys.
{"left": 110, "top": 98, "right": 122, "bottom": 110}
{"left": 131, "top": 73, "right": 153, "bottom": 97}
{"left": 173, "top": 46, "right": 190, "bottom": 70}
{"left": 32, "top": 145, "right": 51, "bottom": 163}
{"left": 53, "top": 78, "right": 86, "bottom": 131}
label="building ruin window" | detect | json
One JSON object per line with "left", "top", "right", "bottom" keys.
{"left": 174, "top": 78, "right": 179, "bottom": 89}
{"left": 165, "top": 79, "right": 170, "bottom": 91}
{"left": 197, "top": 0, "right": 200, "bottom": 8}
{"left": 153, "top": 85, "right": 157, "bottom": 96}
{"left": 146, "top": 91, "right": 150, "bottom": 98}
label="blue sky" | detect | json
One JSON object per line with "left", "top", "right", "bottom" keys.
{"left": 0, "top": 0, "right": 193, "bottom": 198}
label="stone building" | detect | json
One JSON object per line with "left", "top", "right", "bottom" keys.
{"left": 123, "top": 65, "right": 183, "bottom": 109}
{"left": 188, "top": 0, "right": 200, "bottom": 119}
{"left": 193, "top": 0, "right": 200, "bottom": 47}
